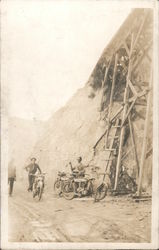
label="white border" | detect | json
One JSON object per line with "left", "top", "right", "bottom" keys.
{"left": 1, "top": 0, "right": 159, "bottom": 249}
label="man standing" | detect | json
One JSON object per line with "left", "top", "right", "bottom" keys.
{"left": 25, "top": 158, "right": 41, "bottom": 191}
{"left": 8, "top": 159, "right": 16, "bottom": 196}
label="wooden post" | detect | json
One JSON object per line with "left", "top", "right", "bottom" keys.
{"left": 137, "top": 69, "right": 152, "bottom": 196}
{"left": 122, "top": 97, "right": 137, "bottom": 126}
{"left": 132, "top": 40, "right": 152, "bottom": 72}
{"left": 105, "top": 53, "right": 119, "bottom": 148}
{"left": 100, "top": 56, "right": 113, "bottom": 111}
{"left": 93, "top": 106, "right": 123, "bottom": 150}
{"left": 132, "top": 12, "right": 148, "bottom": 50}
{"left": 128, "top": 115, "right": 140, "bottom": 177}
{"left": 114, "top": 34, "right": 134, "bottom": 190}
{"left": 114, "top": 89, "right": 128, "bottom": 190}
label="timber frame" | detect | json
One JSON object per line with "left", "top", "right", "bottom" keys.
{"left": 92, "top": 9, "right": 153, "bottom": 195}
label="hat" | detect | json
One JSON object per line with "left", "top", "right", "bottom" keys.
{"left": 77, "top": 156, "right": 82, "bottom": 162}
{"left": 31, "top": 157, "right": 36, "bottom": 161}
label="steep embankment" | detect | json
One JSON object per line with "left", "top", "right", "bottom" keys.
{"left": 9, "top": 117, "right": 44, "bottom": 178}
{"left": 32, "top": 86, "right": 105, "bottom": 182}
{"left": 31, "top": 9, "right": 153, "bottom": 192}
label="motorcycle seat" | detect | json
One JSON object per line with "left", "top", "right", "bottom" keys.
{"left": 61, "top": 177, "right": 69, "bottom": 181}
{"left": 74, "top": 178, "right": 87, "bottom": 182}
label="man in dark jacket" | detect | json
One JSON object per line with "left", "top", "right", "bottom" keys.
{"left": 25, "top": 158, "right": 41, "bottom": 191}
{"left": 8, "top": 159, "right": 16, "bottom": 196}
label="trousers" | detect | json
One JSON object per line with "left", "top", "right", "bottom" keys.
{"left": 28, "top": 174, "right": 35, "bottom": 191}
{"left": 8, "top": 177, "right": 15, "bottom": 195}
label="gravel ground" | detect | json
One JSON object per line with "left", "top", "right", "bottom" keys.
{"left": 8, "top": 183, "right": 151, "bottom": 243}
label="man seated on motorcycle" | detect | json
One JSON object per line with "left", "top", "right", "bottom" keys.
{"left": 69, "top": 156, "right": 89, "bottom": 192}
{"left": 25, "top": 157, "right": 41, "bottom": 191}
{"left": 69, "top": 156, "right": 89, "bottom": 176}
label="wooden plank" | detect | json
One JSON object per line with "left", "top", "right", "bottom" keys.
{"left": 128, "top": 89, "right": 149, "bottom": 103}
{"left": 104, "top": 149, "right": 116, "bottom": 151}
{"left": 132, "top": 13, "right": 148, "bottom": 50}
{"left": 103, "top": 119, "right": 120, "bottom": 180}
{"left": 105, "top": 53, "right": 119, "bottom": 147}
{"left": 128, "top": 80, "right": 138, "bottom": 96}
{"left": 100, "top": 55, "right": 113, "bottom": 110}
{"left": 146, "top": 147, "right": 152, "bottom": 159}
{"left": 93, "top": 106, "right": 123, "bottom": 150}
{"left": 132, "top": 40, "right": 152, "bottom": 72}
{"left": 135, "top": 101, "right": 147, "bottom": 106}
{"left": 110, "top": 105, "right": 123, "bottom": 123}
{"left": 121, "top": 146, "right": 135, "bottom": 162}
{"left": 137, "top": 69, "right": 152, "bottom": 196}
{"left": 145, "top": 52, "right": 152, "bottom": 63}
{"left": 123, "top": 40, "right": 130, "bottom": 56}
{"left": 128, "top": 116, "right": 140, "bottom": 177}
{"left": 121, "top": 97, "right": 137, "bottom": 126}
{"left": 114, "top": 33, "right": 134, "bottom": 191}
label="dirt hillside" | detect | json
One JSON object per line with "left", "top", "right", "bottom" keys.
{"left": 9, "top": 117, "right": 44, "bottom": 178}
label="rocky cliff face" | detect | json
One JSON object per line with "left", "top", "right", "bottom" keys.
{"left": 30, "top": 9, "right": 153, "bottom": 193}
{"left": 32, "top": 86, "right": 106, "bottom": 182}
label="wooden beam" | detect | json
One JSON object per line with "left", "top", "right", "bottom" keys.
{"left": 102, "top": 55, "right": 113, "bottom": 88}
{"left": 121, "top": 146, "right": 135, "bottom": 162}
{"left": 128, "top": 80, "right": 138, "bottom": 96}
{"left": 146, "top": 147, "right": 152, "bottom": 159}
{"left": 137, "top": 69, "right": 152, "bottom": 196}
{"left": 105, "top": 53, "right": 119, "bottom": 148}
{"left": 100, "top": 56, "right": 113, "bottom": 110}
{"left": 123, "top": 40, "right": 130, "bottom": 56}
{"left": 114, "top": 34, "right": 134, "bottom": 191}
{"left": 121, "top": 98, "right": 137, "bottom": 126}
{"left": 145, "top": 52, "right": 152, "bottom": 63}
{"left": 128, "top": 89, "right": 149, "bottom": 103}
{"left": 135, "top": 101, "right": 147, "bottom": 106}
{"left": 132, "top": 41, "right": 153, "bottom": 72}
{"left": 103, "top": 105, "right": 123, "bottom": 123}
{"left": 93, "top": 106, "right": 123, "bottom": 150}
{"left": 132, "top": 12, "right": 148, "bottom": 50}
{"left": 103, "top": 119, "right": 120, "bottom": 180}
{"left": 128, "top": 115, "right": 140, "bottom": 177}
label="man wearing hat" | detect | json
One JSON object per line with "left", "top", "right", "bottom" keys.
{"left": 69, "top": 156, "right": 89, "bottom": 177}
{"left": 25, "top": 158, "right": 41, "bottom": 191}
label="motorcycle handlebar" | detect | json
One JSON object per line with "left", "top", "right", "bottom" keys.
{"left": 29, "top": 173, "right": 46, "bottom": 176}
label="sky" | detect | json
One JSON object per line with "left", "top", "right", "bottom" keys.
{"left": 2, "top": 0, "right": 133, "bottom": 121}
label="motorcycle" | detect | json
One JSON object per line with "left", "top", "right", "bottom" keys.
{"left": 54, "top": 171, "right": 71, "bottom": 196}
{"left": 62, "top": 170, "right": 95, "bottom": 200}
{"left": 32, "top": 173, "right": 46, "bottom": 201}
{"left": 62, "top": 167, "right": 110, "bottom": 201}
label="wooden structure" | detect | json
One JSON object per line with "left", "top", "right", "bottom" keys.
{"left": 91, "top": 9, "right": 153, "bottom": 195}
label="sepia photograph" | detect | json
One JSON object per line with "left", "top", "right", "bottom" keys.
{"left": 1, "top": 0, "right": 159, "bottom": 249}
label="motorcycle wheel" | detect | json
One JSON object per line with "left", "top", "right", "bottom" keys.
{"left": 38, "top": 185, "right": 43, "bottom": 201}
{"left": 62, "top": 182, "right": 75, "bottom": 200}
{"left": 33, "top": 183, "right": 37, "bottom": 198}
{"left": 94, "top": 183, "right": 107, "bottom": 201}
{"left": 88, "top": 181, "right": 94, "bottom": 196}
{"left": 54, "top": 180, "right": 61, "bottom": 195}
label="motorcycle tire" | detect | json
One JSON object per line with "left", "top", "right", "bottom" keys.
{"left": 62, "top": 182, "right": 75, "bottom": 200}
{"left": 54, "top": 180, "right": 61, "bottom": 195}
{"left": 38, "top": 186, "right": 43, "bottom": 201}
{"left": 94, "top": 183, "right": 107, "bottom": 201}
{"left": 88, "top": 181, "right": 94, "bottom": 196}
{"left": 32, "top": 183, "right": 37, "bottom": 198}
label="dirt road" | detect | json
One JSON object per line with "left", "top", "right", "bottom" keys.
{"left": 8, "top": 182, "right": 151, "bottom": 243}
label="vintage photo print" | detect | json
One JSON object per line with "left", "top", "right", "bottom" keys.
{"left": 1, "top": 0, "right": 159, "bottom": 249}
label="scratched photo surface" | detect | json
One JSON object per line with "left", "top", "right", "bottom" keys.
{"left": 1, "top": 0, "right": 159, "bottom": 249}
